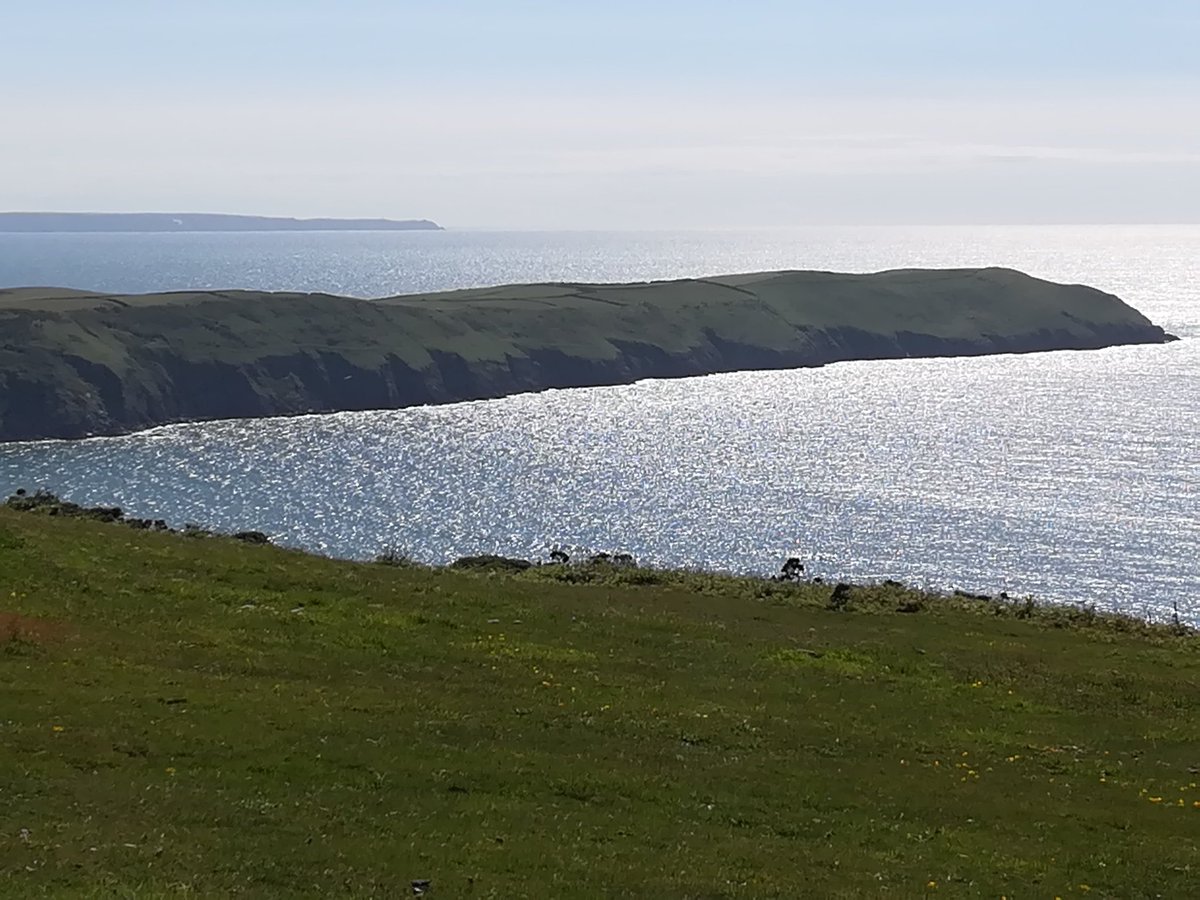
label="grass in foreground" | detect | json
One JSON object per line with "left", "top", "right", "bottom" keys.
{"left": 1, "top": 506, "right": 1198, "bottom": 898}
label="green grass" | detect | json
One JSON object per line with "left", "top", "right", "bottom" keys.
{"left": 1, "top": 508, "right": 1198, "bottom": 897}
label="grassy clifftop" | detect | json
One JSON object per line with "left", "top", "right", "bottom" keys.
{"left": 0, "top": 267, "right": 1175, "bottom": 441}
{"left": 1, "top": 501, "right": 1198, "bottom": 896}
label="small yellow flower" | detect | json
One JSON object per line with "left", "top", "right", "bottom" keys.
{"left": 926, "top": 881, "right": 937, "bottom": 890}
{"left": 51, "top": 725, "right": 64, "bottom": 732}
{"left": 165, "top": 767, "right": 176, "bottom": 775}
{"left": 1149, "top": 796, "right": 1163, "bottom": 803}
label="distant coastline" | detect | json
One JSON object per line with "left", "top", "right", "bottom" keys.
{"left": 0, "top": 212, "right": 443, "bottom": 233}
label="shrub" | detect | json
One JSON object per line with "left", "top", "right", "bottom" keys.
{"left": 827, "top": 582, "right": 853, "bottom": 612}
{"left": 450, "top": 554, "right": 533, "bottom": 573}
{"left": 374, "top": 547, "right": 415, "bottom": 567}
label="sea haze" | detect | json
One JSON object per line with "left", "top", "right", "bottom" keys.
{"left": 1, "top": 226, "right": 1196, "bottom": 623}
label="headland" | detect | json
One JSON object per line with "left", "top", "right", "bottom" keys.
{"left": 0, "top": 267, "right": 1176, "bottom": 441}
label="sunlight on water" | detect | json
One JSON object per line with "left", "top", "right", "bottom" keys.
{"left": 1, "top": 226, "right": 1197, "bottom": 622}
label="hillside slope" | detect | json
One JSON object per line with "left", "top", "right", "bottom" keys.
{"left": 1, "top": 503, "right": 1198, "bottom": 896}
{"left": 0, "top": 266, "right": 1175, "bottom": 441}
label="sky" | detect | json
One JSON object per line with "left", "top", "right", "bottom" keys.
{"left": 3, "top": 1, "right": 1198, "bottom": 228}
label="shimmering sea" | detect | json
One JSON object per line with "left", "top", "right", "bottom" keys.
{"left": 0, "top": 226, "right": 1196, "bottom": 621}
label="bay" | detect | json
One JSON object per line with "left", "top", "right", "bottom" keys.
{"left": 1, "top": 226, "right": 1196, "bottom": 622}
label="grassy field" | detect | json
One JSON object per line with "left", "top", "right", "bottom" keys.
{"left": 1, "top": 504, "right": 1198, "bottom": 897}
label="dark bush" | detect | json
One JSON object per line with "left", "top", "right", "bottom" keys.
{"left": 777, "top": 557, "right": 805, "bottom": 582}
{"left": 450, "top": 554, "right": 533, "bottom": 573}
{"left": 233, "top": 531, "right": 270, "bottom": 545}
{"left": 375, "top": 547, "right": 414, "bottom": 567}
{"left": 827, "top": 582, "right": 853, "bottom": 612}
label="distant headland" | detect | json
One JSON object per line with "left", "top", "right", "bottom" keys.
{"left": 0, "top": 212, "right": 443, "bottom": 233}
{"left": 0, "top": 267, "right": 1177, "bottom": 441}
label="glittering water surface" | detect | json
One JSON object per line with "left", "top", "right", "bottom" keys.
{"left": 1, "top": 226, "right": 1197, "bottom": 621}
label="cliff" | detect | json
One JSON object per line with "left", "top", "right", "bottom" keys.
{"left": 0, "top": 267, "right": 1176, "bottom": 441}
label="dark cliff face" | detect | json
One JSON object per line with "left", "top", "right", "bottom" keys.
{"left": 0, "top": 322, "right": 1173, "bottom": 443}
{"left": 0, "top": 269, "right": 1177, "bottom": 442}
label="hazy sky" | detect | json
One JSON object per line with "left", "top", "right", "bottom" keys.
{"left": 4, "top": 1, "right": 1198, "bottom": 228}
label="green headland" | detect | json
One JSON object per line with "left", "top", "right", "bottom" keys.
{"left": 1, "top": 494, "right": 1197, "bottom": 896}
{"left": 0, "top": 266, "right": 1175, "bottom": 441}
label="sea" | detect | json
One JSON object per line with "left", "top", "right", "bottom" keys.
{"left": 0, "top": 226, "right": 1197, "bottom": 623}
